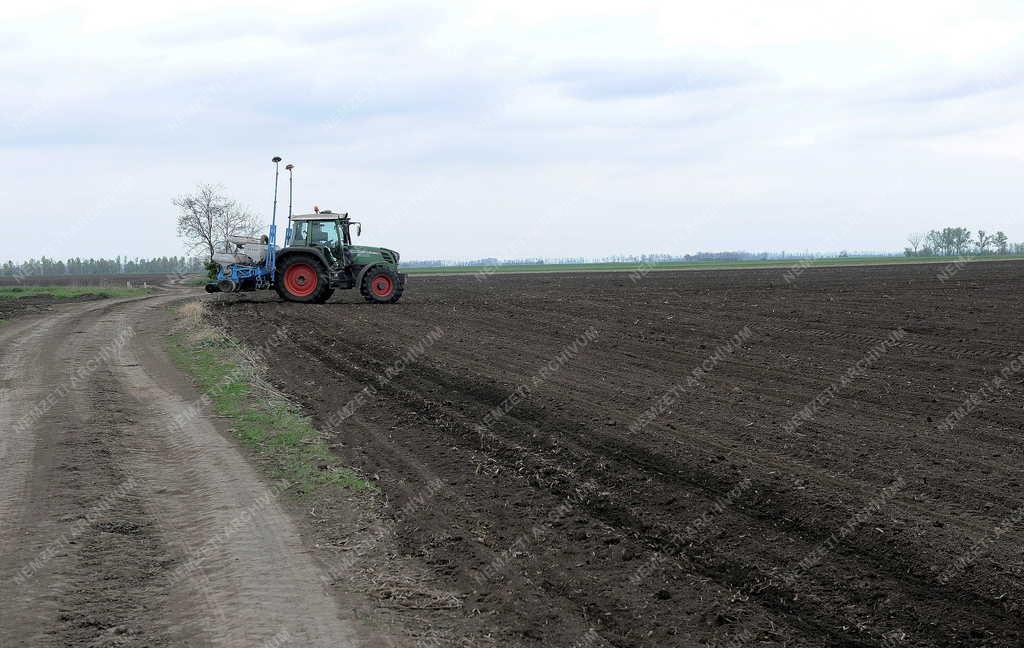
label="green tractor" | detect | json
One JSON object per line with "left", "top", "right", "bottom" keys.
{"left": 276, "top": 210, "right": 405, "bottom": 304}
{"left": 206, "top": 158, "right": 405, "bottom": 304}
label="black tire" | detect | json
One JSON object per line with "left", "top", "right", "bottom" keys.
{"left": 361, "top": 266, "right": 403, "bottom": 304}
{"left": 314, "top": 288, "right": 335, "bottom": 304}
{"left": 275, "top": 255, "right": 331, "bottom": 303}
{"left": 390, "top": 277, "right": 404, "bottom": 304}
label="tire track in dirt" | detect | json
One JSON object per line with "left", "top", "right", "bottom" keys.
{"left": 268, "top": 320, "right": 616, "bottom": 645}
{"left": 275, "top": 326, "right": 806, "bottom": 647}
{"left": 0, "top": 315, "right": 69, "bottom": 539}
{"left": 296, "top": 326, "right": 1017, "bottom": 646}
{"left": 0, "top": 297, "right": 169, "bottom": 645}
{"left": 286, "top": 311, "right": 1007, "bottom": 546}
{"left": 110, "top": 301, "right": 365, "bottom": 647}
{"left": 222, "top": 308, "right": 848, "bottom": 646}
{"left": 0, "top": 294, "right": 383, "bottom": 647}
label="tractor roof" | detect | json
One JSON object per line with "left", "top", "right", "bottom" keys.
{"left": 291, "top": 212, "right": 349, "bottom": 221}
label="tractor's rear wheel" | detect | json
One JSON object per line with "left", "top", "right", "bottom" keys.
{"left": 362, "top": 266, "right": 403, "bottom": 304}
{"left": 275, "top": 256, "right": 331, "bottom": 303}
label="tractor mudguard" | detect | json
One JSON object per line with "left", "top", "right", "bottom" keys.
{"left": 354, "top": 263, "right": 382, "bottom": 290}
{"left": 276, "top": 247, "right": 333, "bottom": 274}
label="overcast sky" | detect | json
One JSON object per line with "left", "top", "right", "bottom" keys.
{"left": 2, "top": 0, "right": 1023, "bottom": 263}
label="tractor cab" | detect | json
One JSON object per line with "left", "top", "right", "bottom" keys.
{"left": 285, "top": 211, "right": 399, "bottom": 267}
{"left": 287, "top": 212, "right": 354, "bottom": 269}
{"left": 287, "top": 212, "right": 355, "bottom": 252}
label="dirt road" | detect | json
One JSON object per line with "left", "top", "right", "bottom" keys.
{"left": 0, "top": 293, "right": 368, "bottom": 647}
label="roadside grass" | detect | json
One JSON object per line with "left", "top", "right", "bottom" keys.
{"left": 184, "top": 276, "right": 211, "bottom": 286}
{"left": 403, "top": 254, "right": 1024, "bottom": 275}
{"left": 0, "top": 285, "right": 152, "bottom": 299}
{"left": 166, "top": 302, "right": 370, "bottom": 494}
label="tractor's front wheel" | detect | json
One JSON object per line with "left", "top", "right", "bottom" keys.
{"left": 361, "top": 266, "right": 403, "bottom": 304}
{"left": 276, "top": 256, "right": 332, "bottom": 303}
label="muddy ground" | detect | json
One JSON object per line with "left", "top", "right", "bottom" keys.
{"left": 206, "top": 260, "right": 1024, "bottom": 647}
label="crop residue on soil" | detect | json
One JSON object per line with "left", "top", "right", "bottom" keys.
{"left": 209, "top": 261, "right": 1024, "bottom": 648}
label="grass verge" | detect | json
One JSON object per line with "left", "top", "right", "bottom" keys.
{"left": 0, "top": 285, "right": 152, "bottom": 299}
{"left": 166, "top": 301, "right": 370, "bottom": 494}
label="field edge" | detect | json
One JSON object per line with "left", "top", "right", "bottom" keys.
{"left": 403, "top": 254, "right": 1024, "bottom": 276}
{"left": 164, "top": 301, "right": 372, "bottom": 495}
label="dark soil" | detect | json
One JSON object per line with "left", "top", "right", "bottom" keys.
{"left": 0, "top": 294, "right": 104, "bottom": 321}
{"left": 0, "top": 274, "right": 190, "bottom": 321}
{"left": 208, "top": 260, "right": 1024, "bottom": 648}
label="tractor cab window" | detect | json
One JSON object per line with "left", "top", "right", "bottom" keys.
{"left": 309, "top": 220, "right": 341, "bottom": 248}
{"left": 290, "top": 221, "right": 310, "bottom": 246}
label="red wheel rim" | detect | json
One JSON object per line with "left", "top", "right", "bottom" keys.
{"left": 284, "top": 263, "right": 318, "bottom": 297}
{"left": 370, "top": 275, "right": 394, "bottom": 298}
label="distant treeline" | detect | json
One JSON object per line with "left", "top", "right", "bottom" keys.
{"left": 905, "top": 228, "right": 1022, "bottom": 257}
{"left": 405, "top": 251, "right": 892, "bottom": 267}
{"left": 406, "top": 252, "right": 787, "bottom": 267}
{"left": 407, "top": 234, "right": 1024, "bottom": 267}
{"left": 1, "top": 256, "right": 205, "bottom": 278}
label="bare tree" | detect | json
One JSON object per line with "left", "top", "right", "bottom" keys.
{"left": 975, "top": 230, "right": 991, "bottom": 255}
{"left": 174, "top": 184, "right": 262, "bottom": 262}
{"left": 951, "top": 227, "right": 973, "bottom": 256}
{"left": 925, "top": 230, "right": 945, "bottom": 255}
{"left": 907, "top": 233, "right": 924, "bottom": 255}
{"left": 993, "top": 231, "right": 1009, "bottom": 255}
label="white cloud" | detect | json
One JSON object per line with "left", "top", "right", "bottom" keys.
{"left": 1, "top": 0, "right": 1023, "bottom": 263}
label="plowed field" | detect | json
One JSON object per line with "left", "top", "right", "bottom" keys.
{"left": 210, "top": 260, "right": 1024, "bottom": 647}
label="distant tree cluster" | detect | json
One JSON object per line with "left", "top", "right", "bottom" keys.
{"left": 682, "top": 251, "right": 769, "bottom": 262}
{"left": 1, "top": 256, "right": 204, "bottom": 278}
{"left": 905, "top": 228, "right": 1020, "bottom": 257}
